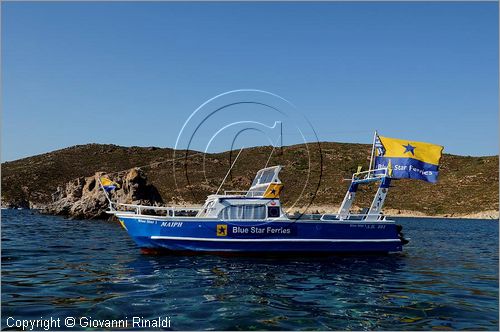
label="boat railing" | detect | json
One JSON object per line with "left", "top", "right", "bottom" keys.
{"left": 352, "top": 167, "right": 388, "bottom": 182}
{"left": 246, "top": 190, "right": 266, "bottom": 197}
{"left": 222, "top": 190, "right": 266, "bottom": 198}
{"left": 320, "top": 213, "right": 388, "bottom": 221}
{"left": 223, "top": 190, "right": 248, "bottom": 196}
{"left": 111, "top": 202, "right": 203, "bottom": 217}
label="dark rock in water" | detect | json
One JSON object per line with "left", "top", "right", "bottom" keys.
{"left": 45, "top": 168, "right": 163, "bottom": 220}
{"left": 1, "top": 199, "right": 30, "bottom": 210}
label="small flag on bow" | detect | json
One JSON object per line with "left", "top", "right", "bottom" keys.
{"left": 100, "top": 177, "right": 120, "bottom": 192}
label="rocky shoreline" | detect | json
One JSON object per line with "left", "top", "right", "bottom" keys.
{"left": 3, "top": 143, "right": 499, "bottom": 219}
{"left": 3, "top": 172, "right": 498, "bottom": 219}
{"left": 39, "top": 168, "right": 163, "bottom": 220}
{"left": 2, "top": 168, "right": 498, "bottom": 220}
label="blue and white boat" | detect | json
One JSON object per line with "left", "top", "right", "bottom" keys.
{"left": 106, "top": 165, "right": 409, "bottom": 254}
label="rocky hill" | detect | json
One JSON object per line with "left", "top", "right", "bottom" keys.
{"left": 1, "top": 142, "right": 498, "bottom": 218}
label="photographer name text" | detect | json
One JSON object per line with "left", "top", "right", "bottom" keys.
{"left": 6, "top": 316, "right": 171, "bottom": 330}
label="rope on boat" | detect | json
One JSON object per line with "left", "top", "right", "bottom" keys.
{"left": 102, "top": 151, "right": 205, "bottom": 177}
{"left": 264, "top": 132, "right": 283, "bottom": 169}
{"left": 216, "top": 146, "right": 245, "bottom": 195}
{"left": 82, "top": 151, "right": 205, "bottom": 211}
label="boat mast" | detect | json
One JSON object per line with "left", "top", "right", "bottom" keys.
{"left": 368, "top": 130, "right": 377, "bottom": 174}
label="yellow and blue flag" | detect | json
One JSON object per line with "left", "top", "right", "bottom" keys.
{"left": 100, "top": 177, "right": 120, "bottom": 192}
{"left": 374, "top": 135, "right": 443, "bottom": 183}
{"left": 263, "top": 183, "right": 284, "bottom": 198}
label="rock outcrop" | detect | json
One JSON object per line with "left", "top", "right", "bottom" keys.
{"left": 45, "top": 168, "right": 163, "bottom": 219}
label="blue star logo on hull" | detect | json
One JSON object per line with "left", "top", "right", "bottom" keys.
{"left": 216, "top": 224, "right": 227, "bottom": 237}
{"left": 403, "top": 143, "right": 416, "bottom": 155}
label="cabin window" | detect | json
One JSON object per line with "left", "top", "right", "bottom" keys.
{"left": 259, "top": 169, "right": 275, "bottom": 184}
{"left": 220, "top": 205, "right": 266, "bottom": 220}
{"left": 267, "top": 206, "right": 280, "bottom": 218}
{"left": 251, "top": 169, "right": 276, "bottom": 187}
{"left": 251, "top": 175, "right": 260, "bottom": 187}
{"left": 199, "top": 200, "right": 215, "bottom": 217}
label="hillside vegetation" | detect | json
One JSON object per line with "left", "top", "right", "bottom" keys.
{"left": 1, "top": 142, "right": 498, "bottom": 216}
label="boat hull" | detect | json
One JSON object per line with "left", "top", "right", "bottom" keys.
{"left": 118, "top": 215, "right": 404, "bottom": 254}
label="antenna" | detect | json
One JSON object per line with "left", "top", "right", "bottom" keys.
{"left": 216, "top": 146, "right": 244, "bottom": 195}
{"left": 280, "top": 121, "right": 283, "bottom": 155}
{"left": 264, "top": 121, "right": 283, "bottom": 168}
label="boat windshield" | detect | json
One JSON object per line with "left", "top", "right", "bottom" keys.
{"left": 251, "top": 168, "right": 276, "bottom": 186}
{"left": 248, "top": 166, "right": 282, "bottom": 197}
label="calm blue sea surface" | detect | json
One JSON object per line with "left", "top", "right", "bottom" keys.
{"left": 2, "top": 210, "right": 498, "bottom": 330}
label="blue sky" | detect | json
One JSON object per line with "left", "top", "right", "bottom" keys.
{"left": 2, "top": 2, "right": 498, "bottom": 161}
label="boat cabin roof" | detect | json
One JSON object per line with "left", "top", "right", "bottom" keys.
{"left": 246, "top": 166, "right": 282, "bottom": 197}
{"left": 200, "top": 166, "right": 283, "bottom": 207}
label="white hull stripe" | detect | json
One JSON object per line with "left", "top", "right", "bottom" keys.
{"left": 150, "top": 236, "right": 400, "bottom": 243}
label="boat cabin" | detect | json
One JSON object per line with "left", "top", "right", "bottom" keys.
{"left": 109, "top": 164, "right": 392, "bottom": 222}
{"left": 196, "top": 166, "right": 285, "bottom": 220}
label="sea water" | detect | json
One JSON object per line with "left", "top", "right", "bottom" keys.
{"left": 2, "top": 210, "right": 498, "bottom": 330}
